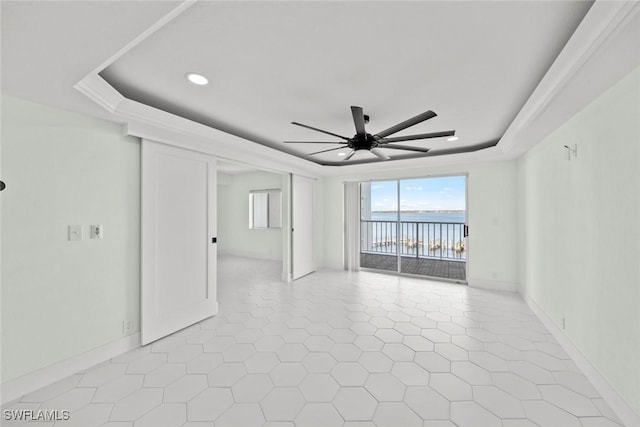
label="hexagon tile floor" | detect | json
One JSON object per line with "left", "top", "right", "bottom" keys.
{"left": 3, "top": 256, "right": 625, "bottom": 427}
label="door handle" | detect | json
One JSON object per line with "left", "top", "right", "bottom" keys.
{"left": 211, "top": 237, "right": 217, "bottom": 244}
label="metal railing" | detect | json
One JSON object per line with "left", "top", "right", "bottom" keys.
{"left": 361, "top": 220, "right": 466, "bottom": 260}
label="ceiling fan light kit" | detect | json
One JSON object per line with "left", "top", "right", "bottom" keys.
{"left": 285, "top": 106, "right": 456, "bottom": 162}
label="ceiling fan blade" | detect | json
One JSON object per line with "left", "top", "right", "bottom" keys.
{"left": 351, "top": 106, "right": 366, "bottom": 137}
{"left": 284, "top": 141, "right": 348, "bottom": 144}
{"left": 370, "top": 147, "right": 391, "bottom": 161}
{"left": 343, "top": 150, "right": 356, "bottom": 161}
{"left": 307, "top": 146, "right": 349, "bottom": 155}
{"left": 374, "top": 110, "right": 437, "bottom": 138}
{"left": 378, "top": 130, "right": 455, "bottom": 143}
{"left": 380, "top": 144, "right": 430, "bottom": 153}
{"left": 291, "top": 122, "right": 350, "bottom": 141}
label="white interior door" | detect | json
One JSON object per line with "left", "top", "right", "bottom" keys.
{"left": 141, "top": 140, "right": 217, "bottom": 345}
{"left": 291, "top": 174, "right": 314, "bottom": 279}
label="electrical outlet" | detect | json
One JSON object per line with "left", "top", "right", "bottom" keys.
{"left": 561, "top": 317, "right": 566, "bottom": 330}
{"left": 68, "top": 225, "right": 82, "bottom": 241}
{"left": 122, "top": 320, "right": 133, "bottom": 334}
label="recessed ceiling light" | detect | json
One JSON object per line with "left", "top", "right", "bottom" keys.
{"left": 447, "top": 136, "right": 459, "bottom": 142}
{"left": 185, "top": 72, "right": 208, "bottom": 86}
{"left": 337, "top": 152, "right": 347, "bottom": 156}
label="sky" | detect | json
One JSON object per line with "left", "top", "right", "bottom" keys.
{"left": 367, "top": 176, "right": 466, "bottom": 211}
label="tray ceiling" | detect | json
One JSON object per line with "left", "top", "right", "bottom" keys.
{"left": 98, "top": 1, "right": 592, "bottom": 165}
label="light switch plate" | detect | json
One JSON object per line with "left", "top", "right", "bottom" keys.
{"left": 68, "top": 225, "right": 82, "bottom": 241}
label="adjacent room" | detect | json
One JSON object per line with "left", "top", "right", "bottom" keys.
{"left": 217, "top": 160, "right": 287, "bottom": 270}
{"left": 1, "top": 1, "right": 639, "bottom": 427}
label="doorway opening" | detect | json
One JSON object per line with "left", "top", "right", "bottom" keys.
{"left": 359, "top": 175, "right": 467, "bottom": 282}
{"left": 217, "top": 160, "right": 289, "bottom": 284}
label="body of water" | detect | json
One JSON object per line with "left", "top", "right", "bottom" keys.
{"left": 370, "top": 211, "right": 465, "bottom": 223}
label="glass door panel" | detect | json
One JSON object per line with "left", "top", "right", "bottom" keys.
{"left": 398, "top": 176, "right": 467, "bottom": 281}
{"left": 360, "top": 181, "right": 398, "bottom": 272}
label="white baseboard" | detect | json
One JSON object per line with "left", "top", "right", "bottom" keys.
{"left": 1, "top": 333, "right": 141, "bottom": 405}
{"left": 468, "top": 278, "right": 518, "bottom": 292}
{"left": 523, "top": 294, "right": 639, "bottom": 427}
{"left": 222, "top": 249, "right": 282, "bottom": 262}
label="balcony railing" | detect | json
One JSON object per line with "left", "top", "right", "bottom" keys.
{"left": 361, "top": 220, "right": 466, "bottom": 261}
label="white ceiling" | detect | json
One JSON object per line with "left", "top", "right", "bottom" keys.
{"left": 5, "top": 1, "right": 637, "bottom": 172}
{"left": 97, "top": 1, "right": 591, "bottom": 165}
{"left": 1, "top": 1, "right": 182, "bottom": 122}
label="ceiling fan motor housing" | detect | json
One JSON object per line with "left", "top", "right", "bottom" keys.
{"left": 351, "top": 133, "right": 377, "bottom": 151}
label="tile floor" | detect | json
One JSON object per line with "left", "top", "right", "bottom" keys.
{"left": 2, "top": 256, "right": 625, "bottom": 427}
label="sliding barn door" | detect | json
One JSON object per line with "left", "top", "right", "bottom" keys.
{"left": 291, "top": 175, "right": 315, "bottom": 279}
{"left": 141, "top": 140, "right": 217, "bottom": 345}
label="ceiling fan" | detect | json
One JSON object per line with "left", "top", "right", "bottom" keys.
{"left": 285, "top": 106, "right": 455, "bottom": 161}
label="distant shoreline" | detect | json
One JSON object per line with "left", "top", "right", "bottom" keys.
{"left": 373, "top": 210, "right": 465, "bottom": 214}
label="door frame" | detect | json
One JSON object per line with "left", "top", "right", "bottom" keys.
{"left": 358, "top": 173, "right": 469, "bottom": 284}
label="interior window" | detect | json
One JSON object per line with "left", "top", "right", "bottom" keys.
{"left": 249, "top": 189, "right": 282, "bottom": 229}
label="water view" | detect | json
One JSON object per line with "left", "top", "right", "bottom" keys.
{"left": 361, "top": 177, "right": 467, "bottom": 261}
{"left": 371, "top": 210, "right": 465, "bottom": 223}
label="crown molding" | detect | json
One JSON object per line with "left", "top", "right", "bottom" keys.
{"left": 125, "top": 113, "right": 324, "bottom": 179}
{"left": 74, "top": 72, "right": 505, "bottom": 178}
{"left": 74, "top": 73, "right": 125, "bottom": 114}
{"left": 499, "top": 0, "right": 640, "bottom": 156}
{"left": 86, "top": 0, "right": 197, "bottom": 78}
{"left": 75, "top": 75, "right": 325, "bottom": 178}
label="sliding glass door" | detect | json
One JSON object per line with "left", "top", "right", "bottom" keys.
{"left": 360, "top": 176, "right": 467, "bottom": 282}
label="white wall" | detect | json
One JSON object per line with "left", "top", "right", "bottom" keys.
{"left": 517, "top": 66, "right": 640, "bottom": 416}
{"left": 217, "top": 170, "right": 283, "bottom": 261}
{"left": 322, "top": 160, "right": 519, "bottom": 291}
{"left": 1, "top": 96, "right": 141, "bottom": 382}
